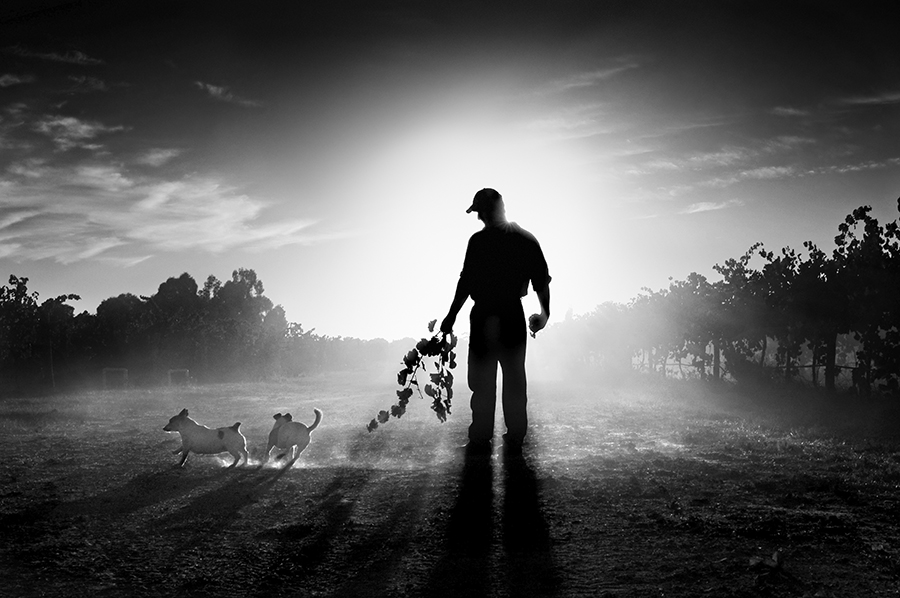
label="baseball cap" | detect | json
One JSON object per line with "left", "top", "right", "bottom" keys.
{"left": 466, "top": 188, "right": 502, "bottom": 213}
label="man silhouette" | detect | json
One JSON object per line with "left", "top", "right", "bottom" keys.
{"left": 441, "top": 188, "right": 551, "bottom": 455}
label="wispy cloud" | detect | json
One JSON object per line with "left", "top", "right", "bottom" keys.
{"left": 194, "top": 81, "right": 262, "bottom": 107}
{"left": 549, "top": 63, "right": 640, "bottom": 92}
{"left": 771, "top": 106, "right": 810, "bottom": 117}
{"left": 33, "top": 115, "right": 126, "bottom": 151}
{"left": 0, "top": 162, "right": 329, "bottom": 264}
{"left": 0, "top": 73, "right": 35, "bottom": 87}
{"left": 7, "top": 158, "right": 50, "bottom": 178}
{"left": 837, "top": 91, "right": 900, "bottom": 106}
{"left": 686, "top": 147, "right": 753, "bottom": 168}
{"left": 522, "top": 102, "right": 622, "bottom": 139}
{"left": 692, "top": 166, "right": 796, "bottom": 190}
{"left": 136, "top": 148, "right": 183, "bottom": 167}
{"left": 681, "top": 199, "right": 744, "bottom": 214}
{"left": 811, "top": 157, "right": 900, "bottom": 175}
{"left": 660, "top": 165, "right": 798, "bottom": 197}
{"left": 628, "top": 136, "right": 814, "bottom": 178}
{"left": 6, "top": 45, "right": 103, "bottom": 65}
{"left": 66, "top": 75, "right": 109, "bottom": 93}
{"left": 0, "top": 209, "right": 41, "bottom": 231}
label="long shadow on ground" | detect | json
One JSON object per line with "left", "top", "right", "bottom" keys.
{"left": 425, "top": 445, "right": 562, "bottom": 598}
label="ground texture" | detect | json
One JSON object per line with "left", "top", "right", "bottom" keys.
{"left": 1, "top": 374, "right": 899, "bottom": 597}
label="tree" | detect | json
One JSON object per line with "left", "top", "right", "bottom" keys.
{"left": 146, "top": 273, "right": 202, "bottom": 373}
{"left": 833, "top": 204, "right": 900, "bottom": 393}
{"left": 0, "top": 275, "right": 40, "bottom": 391}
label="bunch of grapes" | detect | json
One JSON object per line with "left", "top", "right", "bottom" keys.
{"left": 367, "top": 320, "right": 457, "bottom": 432}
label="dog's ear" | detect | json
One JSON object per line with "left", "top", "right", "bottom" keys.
{"left": 273, "top": 413, "right": 281, "bottom": 420}
{"left": 179, "top": 408, "right": 188, "bottom": 416}
{"left": 284, "top": 413, "right": 293, "bottom": 421}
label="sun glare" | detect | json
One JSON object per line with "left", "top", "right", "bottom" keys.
{"left": 292, "top": 109, "right": 642, "bottom": 341}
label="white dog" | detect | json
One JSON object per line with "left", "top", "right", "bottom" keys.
{"left": 163, "top": 408, "right": 249, "bottom": 468}
{"left": 264, "top": 408, "right": 322, "bottom": 464}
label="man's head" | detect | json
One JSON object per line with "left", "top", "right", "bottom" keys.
{"left": 466, "top": 188, "right": 506, "bottom": 224}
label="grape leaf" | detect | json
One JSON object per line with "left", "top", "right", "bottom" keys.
{"left": 368, "top": 321, "right": 457, "bottom": 431}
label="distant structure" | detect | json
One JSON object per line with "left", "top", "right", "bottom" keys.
{"left": 102, "top": 368, "right": 128, "bottom": 389}
{"left": 167, "top": 369, "right": 191, "bottom": 386}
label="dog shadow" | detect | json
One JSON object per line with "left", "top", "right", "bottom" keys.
{"left": 54, "top": 469, "right": 219, "bottom": 519}
{"left": 0, "top": 467, "right": 222, "bottom": 549}
{"left": 157, "top": 465, "right": 294, "bottom": 531}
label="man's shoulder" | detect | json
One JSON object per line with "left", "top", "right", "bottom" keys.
{"left": 468, "top": 222, "right": 540, "bottom": 246}
{"left": 506, "top": 222, "right": 539, "bottom": 244}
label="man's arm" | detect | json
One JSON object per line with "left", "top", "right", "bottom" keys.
{"left": 528, "top": 284, "right": 550, "bottom": 335}
{"left": 440, "top": 278, "right": 470, "bottom": 334}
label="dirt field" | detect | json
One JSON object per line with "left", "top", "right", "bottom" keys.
{"left": 1, "top": 373, "right": 899, "bottom": 598}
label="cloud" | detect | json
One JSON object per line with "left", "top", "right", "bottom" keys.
{"left": 136, "top": 148, "right": 183, "bottom": 167}
{"left": 700, "top": 166, "right": 797, "bottom": 189}
{"left": 94, "top": 255, "right": 152, "bottom": 267}
{"left": 33, "top": 115, "right": 126, "bottom": 151}
{"left": 0, "top": 209, "right": 41, "bottom": 231}
{"left": 838, "top": 91, "right": 900, "bottom": 106}
{"left": 67, "top": 75, "right": 109, "bottom": 93}
{"left": 681, "top": 199, "right": 744, "bottom": 214}
{"left": 6, "top": 45, "right": 103, "bottom": 65}
{"left": 813, "top": 158, "right": 900, "bottom": 175}
{"left": 522, "top": 102, "right": 621, "bottom": 139}
{"left": 70, "top": 165, "right": 134, "bottom": 192}
{"left": 549, "top": 63, "right": 640, "bottom": 92}
{"left": 7, "top": 159, "right": 50, "bottom": 178}
{"left": 194, "top": 81, "right": 262, "bottom": 107}
{"left": 686, "top": 147, "right": 753, "bottom": 168}
{"left": 0, "top": 73, "right": 35, "bottom": 87}
{"left": 628, "top": 134, "right": 814, "bottom": 178}
{"left": 763, "top": 136, "right": 815, "bottom": 151}
{"left": 0, "top": 163, "right": 326, "bottom": 264}
{"left": 771, "top": 106, "right": 810, "bottom": 117}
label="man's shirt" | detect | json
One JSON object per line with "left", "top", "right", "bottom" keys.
{"left": 459, "top": 222, "right": 551, "bottom": 306}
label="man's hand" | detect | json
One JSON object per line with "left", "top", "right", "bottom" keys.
{"left": 528, "top": 312, "right": 548, "bottom": 337}
{"left": 440, "top": 314, "right": 456, "bottom": 334}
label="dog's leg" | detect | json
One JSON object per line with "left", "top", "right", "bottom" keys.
{"left": 296, "top": 438, "right": 310, "bottom": 455}
{"left": 227, "top": 451, "right": 241, "bottom": 468}
{"left": 284, "top": 446, "right": 300, "bottom": 468}
{"left": 178, "top": 449, "right": 190, "bottom": 467}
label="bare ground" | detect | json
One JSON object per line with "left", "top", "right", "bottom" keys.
{"left": 1, "top": 374, "right": 899, "bottom": 598}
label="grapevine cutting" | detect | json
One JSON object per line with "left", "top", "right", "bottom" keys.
{"left": 367, "top": 320, "right": 457, "bottom": 432}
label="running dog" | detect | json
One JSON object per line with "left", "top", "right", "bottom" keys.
{"left": 163, "top": 408, "right": 249, "bottom": 468}
{"left": 264, "top": 408, "right": 322, "bottom": 464}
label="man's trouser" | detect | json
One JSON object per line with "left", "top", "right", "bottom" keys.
{"left": 467, "top": 300, "right": 527, "bottom": 443}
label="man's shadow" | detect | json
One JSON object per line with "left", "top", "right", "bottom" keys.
{"left": 501, "top": 450, "right": 560, "bottom": 596}
{"left": 429, "top": 446, "right": 560, "bottom": 597}
{"left": 448, "top": 451, "right": 495, "bottom": 554}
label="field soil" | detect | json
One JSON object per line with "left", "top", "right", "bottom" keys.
{"left": 1, "top": 372, "right": 899, "bottom": 598}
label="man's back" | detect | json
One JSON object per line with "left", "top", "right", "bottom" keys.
{"left": 461, "top": 222, "right": 550, "bottom": 306}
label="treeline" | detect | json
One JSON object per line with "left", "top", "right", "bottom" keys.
{"left": 4, "top": 203, "right": 898, "bottom": 397}
{"left": 533, "top": 203, "right": 900, "bottom": 395}
{"left": 0, "top": 268, "right": 402, "bottom": 395}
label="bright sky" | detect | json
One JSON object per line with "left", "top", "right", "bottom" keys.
{"left": 1, "top": 1, "right": 898, "bottom": 341}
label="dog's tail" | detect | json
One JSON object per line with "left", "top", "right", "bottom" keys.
{"left": 308, "top": 408, "right": 323, "bottom": 432}
{"left": 231, "top": 422, "right": 241, "bottom": 431}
